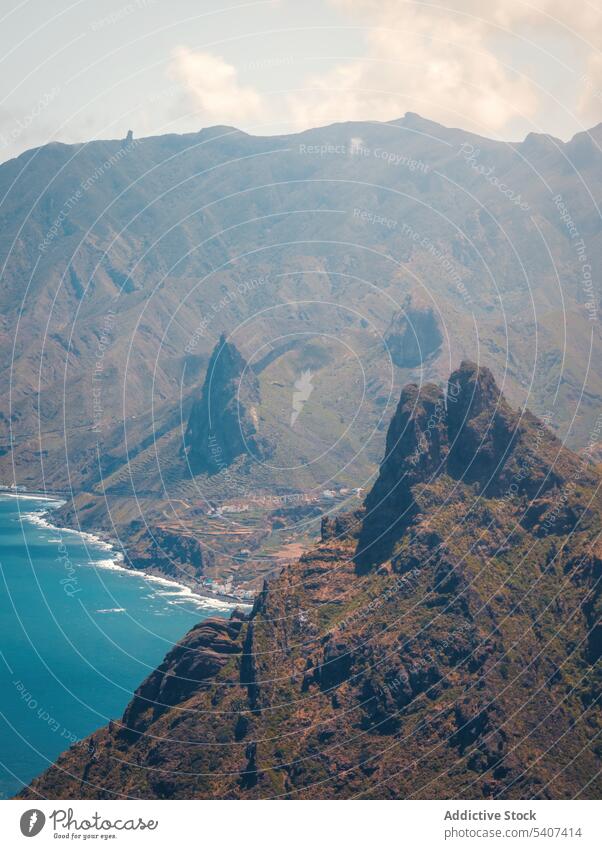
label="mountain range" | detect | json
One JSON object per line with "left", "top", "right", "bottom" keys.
{"left": 20, "top": 362, "right": 602, "bottom": 799}
{"left": 2, "top": 117, "right": 601, "bottom": 796}
{"left": 1, "top": 113, "right": 600, "bottom": 594}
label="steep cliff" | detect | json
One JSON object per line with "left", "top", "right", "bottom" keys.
{"left": 183, "top": 334, "right": 268, "bottom": 474}
{"left": 3, "top": 116, "right": 602, "bottom": 500}
{"left": 384, "top": 295, "right": 443, "bottom": 368}
{"left": 22, "top": 363, "right": 602, "bottom": 800}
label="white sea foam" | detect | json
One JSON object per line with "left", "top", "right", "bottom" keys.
{"left": 6, "top": 491, "right": 245, "bottom": 611}
{"left": 96, "top": 608, "right": 126, "bottom": 614}
{"left": 20, "top": 511, "right": 61, "bottom": 530}
{"left": 143, "top": 578, "right": 240, "bottom": 611}
{"left": 0, "top": 491, "right": 64, "bottom": 504}
{"left": 86, "top": 556, "right": 125, "bottom": 572}
{"left": 88, "top": 560, "right": 245, "bottom": 610}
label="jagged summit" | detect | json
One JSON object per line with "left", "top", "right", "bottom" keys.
{"left": 356, "top": 380, "right": 447, "bottom": 569}
{"left": 183, "top": 334, "right": 267, "bottom": 474}
{"left": 448, "top": 360, "right": 503, "bottom": 420}
{"left": 446, "top": 360, "right": 517, "bottom": 485}
{"left": 20, "top": 362, "right": 602, "bottom": 800}
{"left": 356, "top": 361, "right": 508, "bottom": 568}
{"left": 356, "top": 360, "right": 592, "bottom": 569}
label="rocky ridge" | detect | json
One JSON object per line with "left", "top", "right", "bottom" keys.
{"left": 183, "top": 334, "right": 268, "bottom": 474}
{"left": 21, "top": 362, "right": 602, "bottom": 800}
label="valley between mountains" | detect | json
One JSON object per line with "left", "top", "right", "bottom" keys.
{"left": 20, "top": 362, "right": 602, "bottom": 800}
{"left": 1, "top": 113, "right": 601, "bottom": 600}
{"left": 2, "top": 113, "right": 601, "bottom": 798}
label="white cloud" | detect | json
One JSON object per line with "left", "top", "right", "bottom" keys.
{"left": 579, "top": 52, "right": 602, "bottom": 124}
{"left": 166, "top": 2, "right": 602, "bottom": 140}
{"left": 286, "top": 0, "right": 602, "bottom": 136}
{"left": 168, "top": 48, "right": 265, "bottom": 125}
{"left": 287, "top": 3, "right": 539, "bottom": 135}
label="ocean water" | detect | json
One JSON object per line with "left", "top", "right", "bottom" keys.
{"left": 0, "top": 494, "right": 230, "bottom": 799}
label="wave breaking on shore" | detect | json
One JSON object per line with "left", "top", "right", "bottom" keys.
{"left": 3, "top": 493, "right": 243, "bottom": 612}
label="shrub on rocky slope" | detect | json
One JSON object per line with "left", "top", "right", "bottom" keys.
{"left": 21, "top": 362, "right": 602, "bottom": 800}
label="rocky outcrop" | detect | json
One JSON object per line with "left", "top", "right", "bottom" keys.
{"left": 356, "top": 381, "right": 447, "bottom": 569}
{"left": 21, "top": 363, "right": 602, "bottom": 801}
{"left": 385, "top": 295, "right": 443, "bottom": 368}
{"left": 124, "top": 522, "right": 213, "bottom": 586}
{"left": 355, "top": 360, "right": 593, "bottom": 570}
{"left": 446, "top": 360, "right": 518, "bottom": 487}
{"left": 183, "top": 334, "right": 268, "bottom": 474}
{"left": 320, "top": 509, "right": 364, "bottom": 542}
{"left": 121, "top": 616, "right": 244, "bottom": 736}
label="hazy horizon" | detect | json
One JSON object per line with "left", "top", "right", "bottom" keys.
{"left": 1, "top": 0, "right": 601, "bottom": 163}
{"left": 4, "top": 106, "right": 602, "bottom": 170}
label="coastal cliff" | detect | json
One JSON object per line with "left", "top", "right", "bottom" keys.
{"left": 21, "top": 362, "right": 602, "bottom": 800}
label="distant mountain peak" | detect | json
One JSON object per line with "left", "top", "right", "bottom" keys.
{"left": 22, "top": 361, "right": 602, "bottom": 801}
{"left": 183, "top": 335, "right": 268, "bottom": 475}
{"left": 384, "top": 294, "right": 443, "bottom": 368}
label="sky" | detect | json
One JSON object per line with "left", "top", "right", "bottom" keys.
{"left": 0, "top": 0, "right": 601, "bottom": 163}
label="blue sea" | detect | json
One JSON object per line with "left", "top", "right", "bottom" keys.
{"left": 0, "top": 494, "right": 230, "bottom": 799}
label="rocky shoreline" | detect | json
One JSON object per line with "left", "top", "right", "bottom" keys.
{"left": 3, "top": 490, "right": 248, "bottom": 610}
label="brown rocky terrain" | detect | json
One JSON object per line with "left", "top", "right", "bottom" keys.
{"left": 20, "top": 362, "right": 602, "bottom": 800}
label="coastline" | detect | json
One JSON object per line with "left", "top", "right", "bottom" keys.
{"left": 1, "top": 491, "right": 247, "bottom": 613}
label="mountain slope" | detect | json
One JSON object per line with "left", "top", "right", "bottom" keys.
{"left": 21, "top": 362, "right": 602, "bottom": 800}
{"left": 183, "top": 334, "right": 268, "bottom": 474}
{"left": 1, "top": 114, "right": 601, "bottom": 500}
{"left": 2, "top": 114, "right": 601, "bottom": 596}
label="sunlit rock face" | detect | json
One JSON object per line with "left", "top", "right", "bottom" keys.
{"left": 23, "top": 363, "right": 602, "bottom": 801}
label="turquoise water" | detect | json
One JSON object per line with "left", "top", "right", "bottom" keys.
{"left": 0, "top": 494, "right": 229, "bottom": 799}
